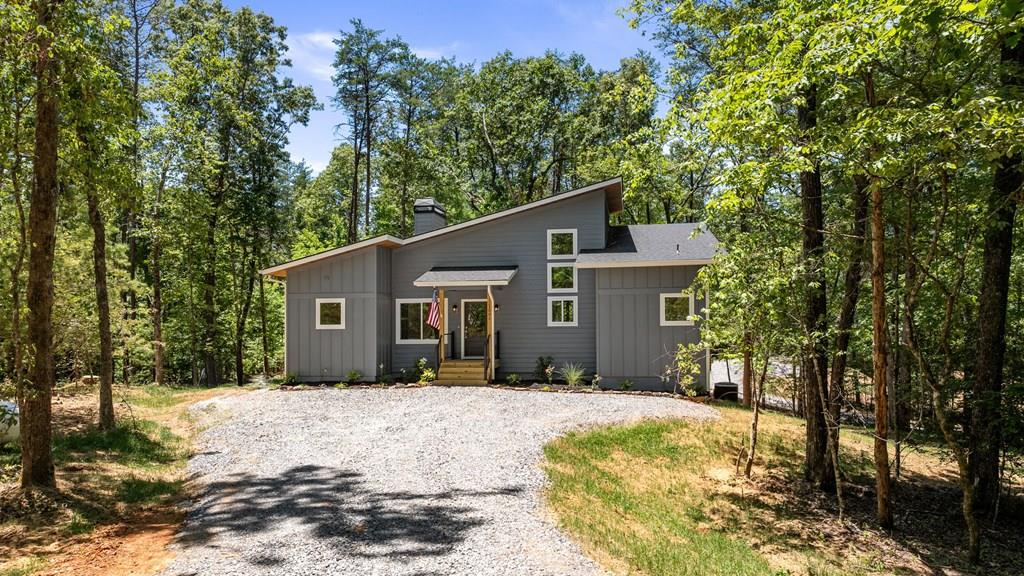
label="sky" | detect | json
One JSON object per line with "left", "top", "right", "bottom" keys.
{"left": 223, "top": 0, "right": 661, "bottom": 172}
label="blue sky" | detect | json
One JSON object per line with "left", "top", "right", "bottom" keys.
{"left": 224, "top": 0, "right": 660, "bottom": 172}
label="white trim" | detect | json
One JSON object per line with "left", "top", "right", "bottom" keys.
{"left": 395, "top": 298, "right": 446, "bottom": 344}
{"left": 547, "top": 263, "right": 578, "bottom": 293}
{"left": 283, "top": 284, "right": 288, "bottom": 374}
{"left": 547, "top": 296, "right": 578, "bottom": 327}
{"left": 576, "top": 258, "right": 714, "bottom": 269}
{"left": 460, "top": 299, "right": 488, "bottom": 359}
{"left": 315, "top": 298, "right": 346, "bottom": 330}
{"left": 546, "top": 228, "right": 578, "bottom": 259}
{"left": 260, "top": 235, "right": 403, "bottom": 276}
{"left": 660, "top": 292, "right": 695, "bottom": 326}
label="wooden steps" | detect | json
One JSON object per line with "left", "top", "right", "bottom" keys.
{"left": 435, "top": 359, "right": 486, "bottom": 386}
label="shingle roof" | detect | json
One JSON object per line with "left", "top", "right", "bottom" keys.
{"left": 576, "top": 223, "right": 718, "bottom": 268}
{"left": 413, "top": 266, "right": 519, "bottom": 287}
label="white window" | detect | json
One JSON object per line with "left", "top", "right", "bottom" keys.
{"left": 547, "top": 228, "right": 577, "bottom": 259}
{"left": 315, "top": 298, "right": 346, "bottom": 329}
{"left": 396, "top": 298, "right": 442, "bottom": 344}
{"left": 547, "top": 296, "right": 578, "bottom": 327}
{"left": 547, "top": 263, "right": 577, "bottom": 293}
{"left": 660, "top": 292, "right": 696, "bottom": 326}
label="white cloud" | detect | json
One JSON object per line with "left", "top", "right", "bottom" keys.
{"left": 287, "top": 31, "right": 336, "bottom": 82}
{"left": 411, "top": 41, "right": 461, "bottom": 60}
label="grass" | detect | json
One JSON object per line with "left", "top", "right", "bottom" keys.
{"left": 542, "top": 402, "right": 1022, "bottom": 576}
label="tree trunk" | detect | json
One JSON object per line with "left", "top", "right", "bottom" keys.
{"left": 797, "top": 83, "right": 833, "bottom": 491}
{"left": 870, "top": 174, "right": 893, "bottom": 529}
{"left": 234, "top": 257, "right": 256, "bottom": 386}
{"left": 202, "top": 215, "right": 219, "bottom": 387}
{"left": 970, "top": 28, "right": 1023, "bottom": 512}
{"left": 21, "top": 0, "right": 60, "bottom": 489}
{"left": 152, "top": 168, "right": 166, "bottom": 386}
{"left": 7, "top": 98, "right": 27, "bottom": 402}
{"left": 86, "top": 175, "right": 115, "bottom": 431}
{"left": 744, "top": 357, "right": 770, "bottom": 478}
{"left": 742, "top": 342, "right": 752, "bottom": 408}
{"left": 259, "top": 274, "right": 270, "bottom": 375}
{"left": 364, "top": 89, "right": 372, "bottom": 236}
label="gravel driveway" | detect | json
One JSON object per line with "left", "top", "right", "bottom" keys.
{"left": 162, "top": 387, "right": 717, "bottom": 576}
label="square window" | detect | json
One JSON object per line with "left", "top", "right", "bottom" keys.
{"left": 548, "top": 296, "right": 578, "bottom": 327}
{"left": 315, "top": 298, "right": 345, "bottom": 329}
{"left": 547, "top": 229, "right": 577, "bottom": 259}
{"left": 396, "top": 299, "right": 441, "bottom": 343}
{"left": 660, "top": 292, "right": 695, "bottom": 326}
{"left": 547, "top": 263, "right": 577, "bottom": 293}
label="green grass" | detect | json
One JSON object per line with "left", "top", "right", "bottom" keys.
{"left": 544, "top": 418, "right": 777, "bottom": 576}
{"left": 0, "top": 557, "right": 47, "bottom": 576}
{"left": 53, "top": 419, "right": 185, "bottom": 471}
{"left": 116, "top": 476, "right": 183, "bottom": 504}
{"left": 541, "top": 404, "right": 904, "bottom": 576}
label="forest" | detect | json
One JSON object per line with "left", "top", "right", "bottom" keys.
{"left": 0, "top": 0, "right": 1021, "bottom": 570}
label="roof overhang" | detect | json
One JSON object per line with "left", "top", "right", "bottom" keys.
{"left": 259, "top": 235, "right": 403, "bottom": 278}
{"left": 413, "top": 266, "right": 518, "bottom": 287}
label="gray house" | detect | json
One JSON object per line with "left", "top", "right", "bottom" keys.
{"left": 261, "top": 177, "right": 718, "bottom": 391}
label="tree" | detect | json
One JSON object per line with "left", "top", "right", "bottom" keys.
{"left": 21, "top": 0, "right": 62, "bottom": 489}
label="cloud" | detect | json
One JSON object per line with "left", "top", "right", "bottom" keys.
{"left": 411, "top": 41, "right": 461, "bottom": 60}
{"left": 286, "top": 31, "right": 336, "bottom": 82}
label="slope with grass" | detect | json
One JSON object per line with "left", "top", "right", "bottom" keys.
{"left": 0, "top": 384, "right": 252, "bottom": 576}
{"left": 542, "top": 402, "right": 1024, "bottom": 576}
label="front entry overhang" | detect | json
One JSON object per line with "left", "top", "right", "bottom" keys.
{"left": 413, "top": 266, "right": 518, "bottom": 287}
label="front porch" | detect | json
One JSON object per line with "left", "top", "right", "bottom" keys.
{"left": 413, "top": 266, "right": 516, "bottom": 385}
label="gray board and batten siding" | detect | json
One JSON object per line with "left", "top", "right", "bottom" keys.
{"left": 390, "top": 189, "right": 608, "bottom": 377}
{"left": 595, "top": 265, "right": 707, "bottom": 391}
{"left": 285, "top": 247, "right": 391, "bottom": 381}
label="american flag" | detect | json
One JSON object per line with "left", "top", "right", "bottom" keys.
{"left": 426, "top": 289, "right": 441, "bottom": 330}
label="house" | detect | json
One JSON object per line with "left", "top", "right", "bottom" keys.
{"left": 260, "top": 177, "right": 719, "bottom": 391}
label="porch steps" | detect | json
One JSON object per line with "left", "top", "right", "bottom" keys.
{"left": 435, "top": 359, "right": 486, "bottom": 386}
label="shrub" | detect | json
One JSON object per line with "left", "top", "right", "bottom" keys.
{"left": 560, "top": 363, "right": 585, "bottom": 387}
{"left": 534, "top": 356, "right": 554, "bottom": 381}
{"left": 619, "top": 379, "right": 634, "bottom": 391}
{"left": 418, "top": 367, "right": 436, "bottom": 384}
{"left": 592, "top": 374, "right": 603, "bottom": 390}
{"left": 506, "top": 373, "right": 521, "bottom": 386}
{"left": 346, "top": 370, "right": 362, "bottom": 384}
{"left": 415, "top": 357, "right": 430, "bottom": 381}
{"left": 282, "top": 372, "right": 299, "bottom": 385}
{"left": 334, "top": 382, "right": 348, "bottom": 390}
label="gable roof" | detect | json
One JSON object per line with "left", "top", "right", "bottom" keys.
{"left": 575, "top": 223, "right": 718, "bottom": 268}
{"left": 260, "top": 177, "right": 623, "bottom": 277}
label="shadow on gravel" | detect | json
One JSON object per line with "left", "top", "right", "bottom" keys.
{"left": 174, "top": 464, "right": 522, "bottom": 565}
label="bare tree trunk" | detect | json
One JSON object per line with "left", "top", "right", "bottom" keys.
{"left": 744, "top": 356, "right": 770, "bottom": 478}
{"left": 21, "top": 0, "right": 60, "bottom": 489}
{"left": 869, "top": 173, "right": 893, "bottom": 529}
{"left": 259, "top": 274, "right": 270, "bottom": 375}
{"left": 151, "top": 167, "right": 166, "bottom": 386}
{"left": 971, "top": 28, "right": 1023, "bottom": 512}
{"left": 202, "top": 214, "right": 219, "bottom": 387}
{"left": 234, "top": 257, "right": 256, "bottom": 386}
{"left": 742, "top": 342, "right": 752, "bottom": 407}
{"left": 7, "top": 96, "right": 28, "bottom": 401}
{"left": 85, "top": 170, "right": 115, "bottom": 431}
{"left": 797, "top": 83, "right": 834, "bottom": 491}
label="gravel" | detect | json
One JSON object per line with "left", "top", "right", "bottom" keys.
{"left": 162, "top": 387, "right": 718, "bottom": 576}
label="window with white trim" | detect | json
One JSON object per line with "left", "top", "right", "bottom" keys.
{"left": 547, "top": 263, "right": 577, "bottom": 293}
{"left": 660, "top": 292, "right": 695, "bottom": 326}
{"left": 396, "top": 298, "right": 441, "bottom": 344}
{"left": 547, "top": 229, "right": 577, "bottom": 259}
{"left": 548, "top": 296, "right": 577, "bottom": 327}
{"left": 315, "top": 298, "right": 346, "bottom": 329}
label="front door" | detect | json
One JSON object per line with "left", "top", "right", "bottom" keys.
{"left": 461, "top": 299, "right": 487, "bottom": 358}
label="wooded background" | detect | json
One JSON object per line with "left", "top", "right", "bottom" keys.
{"left": 1, "top": 0, "right": 1021, "bottom": 564}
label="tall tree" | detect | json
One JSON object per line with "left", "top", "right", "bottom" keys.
{"left": 21, "top": 0, "right": 61, "bottom": 489}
